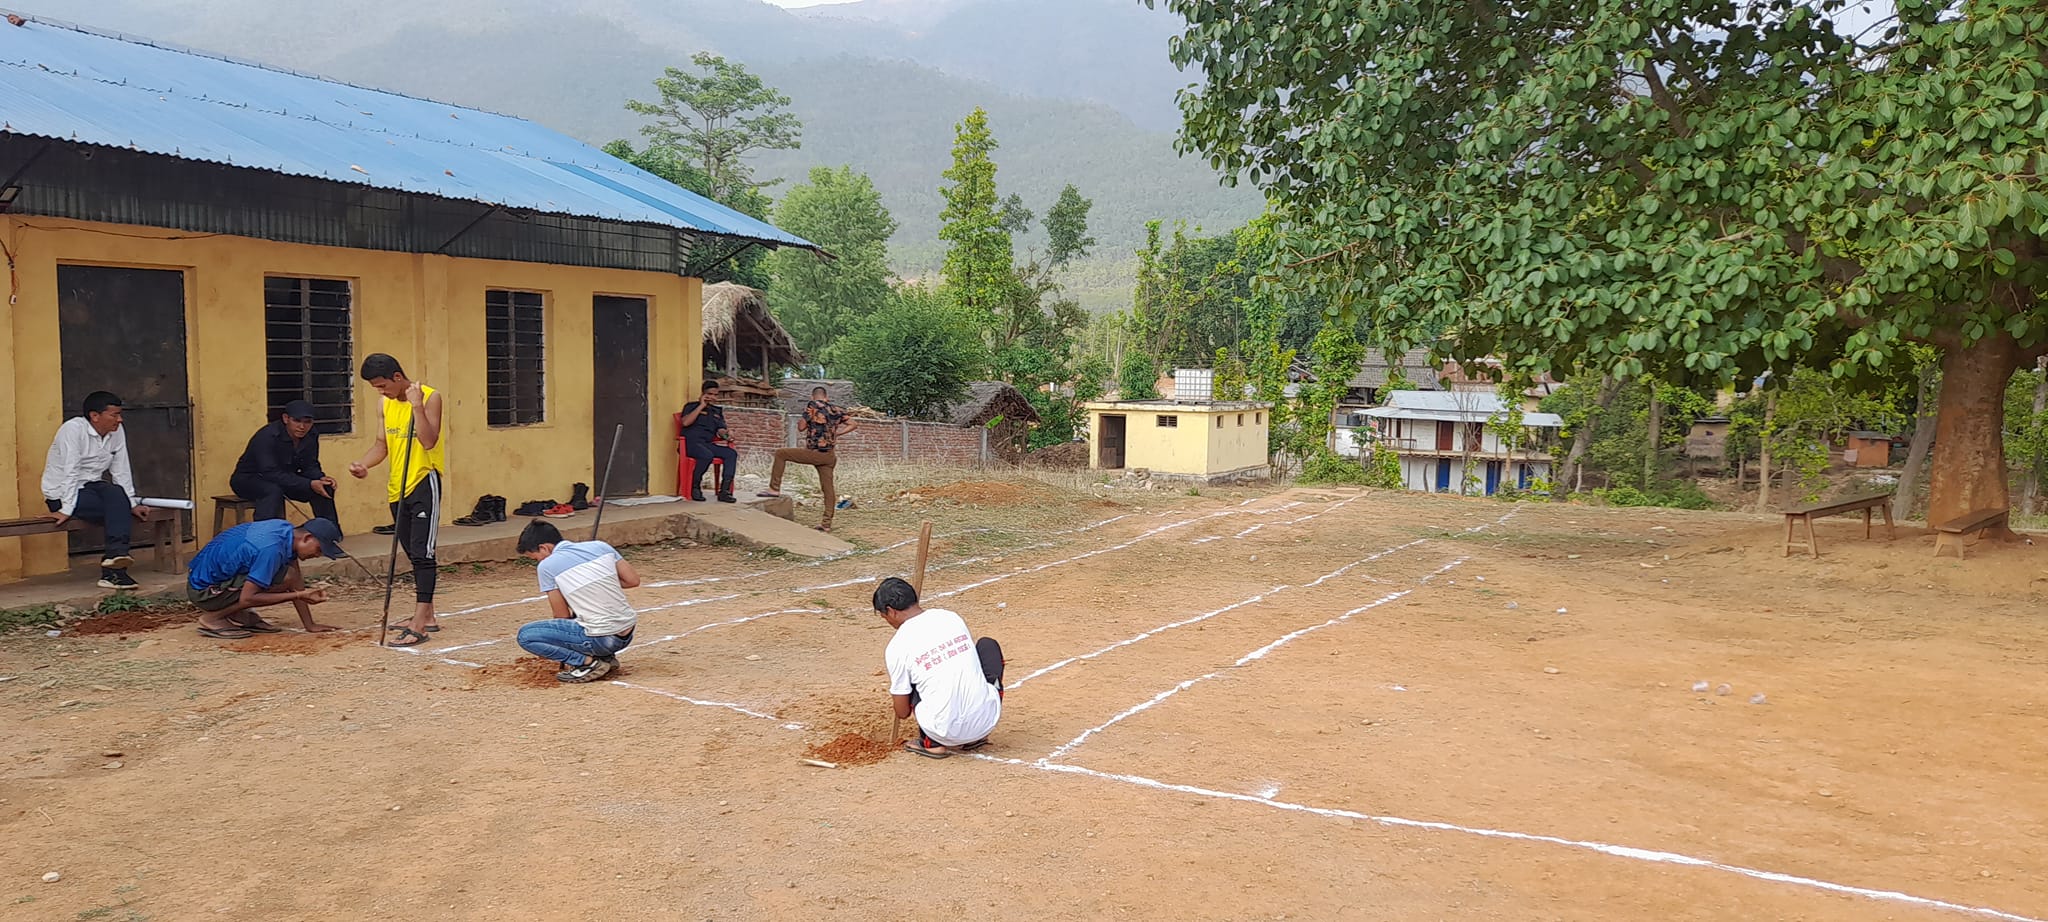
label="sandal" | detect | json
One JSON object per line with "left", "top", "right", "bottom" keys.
{"left": 958, "top": 738, "right": 991, "bottom": 752}
{"left": 197, "top": 626, "right": 254, "bottom": 640}
{"left": 388, "top": 623, "right": 442, "bottom": 634}
{"left": 386, "top": 626, "right": 429, "bottom": 647}
{"left": 902, "top": 738, "right": 951, "bottom": 759}
{"left": 237, "top": 620, "right": 283, "bottom": 634}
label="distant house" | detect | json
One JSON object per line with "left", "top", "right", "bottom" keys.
{"left": 1086, "top": 400, "right": 1271, "bottom": 484}
{"left": 1687, "top": 416, "right": 1732, "bottom": 465}
{"left": 1843, "top": 431, "right": 1897, "bottom": 468}
{"left": 703, "top": 283, "right": 803, "bottom": 381}
{"left": 1345, "top": 348, "right": 1443, "bottom": 405}
{"left": 1361, "top": 391, "right": 1564, "bottom": 494}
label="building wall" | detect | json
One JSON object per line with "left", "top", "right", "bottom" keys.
{"left": 1, "top": 215, "right": 702, "bottom": 580}
{"left": 1397, "top": 456, "right": 1551, "bottom": 495}
{"left": 1088, "top": 406, "right": 1270, "bottom": 477}
{"left": 715, "top": 408, "right": 990, "bottom": 467}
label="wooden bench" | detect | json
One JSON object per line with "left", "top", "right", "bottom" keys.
{"left": 1782, "top": 491, "right": 1895, "bottom": 557}
{"left": 0, "top": 511, "right": 187, "bottom": 573}
{"left": 211, "top": 494, "right": 259, "bottom": 534}
{"left": 1932, "top": 508, "right": 2009, "bottom": 560}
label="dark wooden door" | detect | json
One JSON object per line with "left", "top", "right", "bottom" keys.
{"left": 1099, "top": 415, "right": 1127, "bottom": 469}
{"left": 1435, "top": 421, "right": 1456, "bottom": 451}
{"left": 57, "top": 265, "right": 194, "bottom": 548}
{"left": 591, "top": 295, "right": 650, "bottom": 496}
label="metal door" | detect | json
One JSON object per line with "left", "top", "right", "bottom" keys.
{"left": 1099, "top": 415, "right": 1127, "bottom": 469}
{"left": 591, "top": 295, "right": 651, "bottom": 496}
{"left": 1434, "top": 459, "right": 1451, "bottom": 492}
{"left": 57, "top": 265, "right": 194, "bottom": 548}
{"left": 1485, "top": 460, "right": 1502, "bottom": 495}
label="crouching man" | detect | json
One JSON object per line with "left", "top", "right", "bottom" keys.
{"left": 187, "top": 517, "right": 347, "bottom": 639}
{"left": 874, "top": 577, "right": 1003, "bottom": 758}
{"left": 515, "top": 520, "right": 641, "bottom": 684}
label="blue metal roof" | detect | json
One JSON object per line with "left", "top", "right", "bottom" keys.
{"left": 0, "top": 15, "right": 814, "bottom": 250}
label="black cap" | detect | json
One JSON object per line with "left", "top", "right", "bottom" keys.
{"left": 283, "top": 399, "right": 318, "bottom": 421}
{"left": 299, "top": 517, "right": 348, "bottom": 559}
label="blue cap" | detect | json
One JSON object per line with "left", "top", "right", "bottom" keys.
{"left": 299, "top": 517, "right": 348, "bottom": 559}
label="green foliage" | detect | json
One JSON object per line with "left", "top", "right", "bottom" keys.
{"left": 1154, "top": 0, "right": 2048, "bottom": 516}
{"left": 1118, "top": 351, "right": 1160, "bottom": 400}
{"left": 1542, "top": 374, "right": 1714, "bottom": 490}
{"left": 1735, "top": 368, "right": 1910, "bottom": 499}
{"left": 1295, "top": 324, "right": 1366, "bottom": 459}
{"left": 0, "top": 603, "right": 62, "bottom": 632}
{"left": 1363, "top": 442, "right": 1403, "bottom": 489}
{"left": 938, "top": 108, "right": 1017, "bottom": 324}
{"left": 1299, "top": 453, "right": 1376, "bottom": 486}
{"left": 1595, "top": 482, "right": 1714, "bottom": 510}
{"left": 833, "top": 285, "right": 983, "bottom": 419}
{"left": 1211, "top": 347, "right": 1249, "bottom": 402}
{"left": 624, "top": 51, "right": 801, "bottom": 203}
{"left": 766, "top": 166, "right": 899, "bottom": 362}
{"left": 1045, "top": 184, "right": 1098, "bottom": 269}
{"left": 604, "top": 139, "right": 774, "bottom": 287}
{"left": 2005, "top": 368, "right": 2048, "bottom": 494}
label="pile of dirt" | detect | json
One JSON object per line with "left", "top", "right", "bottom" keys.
{"left": 68, "top": 605, "right": 191, "bottom": 636}
{"left": 893, "top": 480, "right": 1053, "bottom": 506}
{"left": 805, "top": 732, "right": 895, "bottom": 767}
{"left": 1024, "top": 442, "right": 1089, "bottom": 469}
{"left": 226, "top": 632, "right": 360, "bottom": 655}
{"left": 465, "top": 656, "right": 564, "bottom": 690}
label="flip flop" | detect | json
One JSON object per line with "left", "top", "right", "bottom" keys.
{"left": 958, "top": 739, "right": 991, "bottom": 752}
{"left": 902, "top": 739, "right": 951, "bottom": 759}
{"left": 387, "top": 623, "right": 442, "bottom": 633}
{"left": 238, "top": 621, "right": 283, "bottom": 634}
{"left": 386, "top": 627, "right": 429, "bottom": 647}
{"left": 197, "top": 626, "right": 254, "bottom": 640}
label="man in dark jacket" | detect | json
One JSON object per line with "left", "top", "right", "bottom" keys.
{"left": 678, "top": 381, "right": 738, "bottom": 503}
{"left": 230, "top": 399, "right": 340, "bottom": 527}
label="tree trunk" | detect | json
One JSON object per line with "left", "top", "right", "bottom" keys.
{"left": 1926, "top": 334, "right": 2024, "bottom": 532}
{"left": 1892, "top": 361, "right": 1939, "bottom": 523}
{"left": 1643, "top": 380, "right": 1662, "bottom": 487}
{"left": 2024, "top": 362, "right": 2048, "bottom": 516}
{"left": 1754, "top": 391, "right": 1777, "bottom": 512}
{"left": 1558, "top": 374, "right": 1620, "bottom": 495}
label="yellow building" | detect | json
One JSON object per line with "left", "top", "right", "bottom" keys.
{"left": 0, "top": 19, "right": 813, "bottom": 581}
{"left": 1086, "top": 401, "right": 1272, "bottom": 483}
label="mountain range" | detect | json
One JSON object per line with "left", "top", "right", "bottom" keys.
{"left": 9, "top": 0, "right": 1263, "bottom": 310}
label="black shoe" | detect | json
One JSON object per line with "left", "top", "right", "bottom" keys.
{"left": 514, "top": 500, "right": 553, "bottom": 517}
{"left": 454, "top": 495, "right": 494, "bottom": 526}
{"left": 492, "top": 496, "right": 508, "bottom": 522}
{"left": 97, "top": 568, "right": 139, "bottom": 591}
{"left": 716, "top": 492, "right": 737, "bottom": 504}
{"left": 556, "top": 656, "right": 617, "bottom": 684}
{"left": 372, "top": 524, "right": 396, "bottom": 536}
{"left": 569, "top": 483, "right": 591, "bottom": 511}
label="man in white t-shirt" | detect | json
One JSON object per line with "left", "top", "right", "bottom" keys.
{"left": 514, "top": 520, "right": 642, "bottom": 684}
{"left": 875, "top": 577, "right": 1004, "bottom": 758}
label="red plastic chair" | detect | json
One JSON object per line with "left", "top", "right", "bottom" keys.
{"left": 674, "top": 411, "right": 734, "bottom": 499}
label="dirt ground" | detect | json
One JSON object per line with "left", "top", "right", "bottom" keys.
{"left": 4, "top": 481, "right": 2047, "bottom": 921}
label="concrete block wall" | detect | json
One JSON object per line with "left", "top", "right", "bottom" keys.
{"left": 721, "top": 407, "right": 989, "bottom": 465}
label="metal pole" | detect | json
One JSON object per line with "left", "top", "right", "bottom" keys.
{"left": 377, "top": 415, "right": 418, "bottom": 647}
{"left": 591, "top": 424, "right": 624, "bottom": 540}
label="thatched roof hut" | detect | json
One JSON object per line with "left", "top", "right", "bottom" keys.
{"left": 703, "top": 282, "right": 803, "bottom": 378}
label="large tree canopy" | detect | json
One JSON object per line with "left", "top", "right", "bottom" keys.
{"left": 1153, "top": 0, "right": 2047, "bottom": 522}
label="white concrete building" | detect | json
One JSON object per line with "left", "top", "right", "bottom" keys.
{"left": 1356, "top": 391, "right": 1564, "bottom": 495}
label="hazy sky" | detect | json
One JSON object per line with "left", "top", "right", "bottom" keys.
{"left": 761, "top": 0, "right": 859, "bottom": 6}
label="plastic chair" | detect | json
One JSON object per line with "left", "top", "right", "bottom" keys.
{"left": 674, "top": 411, "right": 734, "bottom": 499}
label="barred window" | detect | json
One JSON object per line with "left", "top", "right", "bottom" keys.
{"left": 486, "top": 289, "right": 547, "bottom": 426}
{"left": 1156, "top": 415, "right": 1178, "bottom": 428}
{"left": 264, "top": 276, "right": 354, "bottom": 433}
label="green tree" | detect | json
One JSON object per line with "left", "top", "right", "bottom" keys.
{"left": 833, "top": 285, "right": 983, "bottom": 419}
{"left": 938, "top": 108, "right": 1016, "bottom": 324}
{"left": 765, "top": 166, "right": 899, "bottom": 362}
{"left": 1046, "top": 184, "right": 1098, "bottom": 269}
{"left": 1153, "top": 0, "right": 2048, "bottom": 527}
{"left": 625, "top": 52, "right": 802, "bottom": 204}
{"left": 1293, "top": 323, "right": 1366, "bottom": 466}
{"left": 1118, "top": 351, "right": 1160, "bottom": 400}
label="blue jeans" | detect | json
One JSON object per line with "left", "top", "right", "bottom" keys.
{"left": 516, "top": 619, "right": 633, "bottom": 667}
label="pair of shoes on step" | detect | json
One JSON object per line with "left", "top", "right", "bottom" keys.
{"left": 454, "top": 495, "right": 509, "bottom": 526}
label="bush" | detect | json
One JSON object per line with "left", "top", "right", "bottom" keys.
{"left": 833, "top": 285, "right": 984, "bottom": 419}
{"left": 1594, "top": 482, "right": 1715, "bottom": 510}
{"left": 1299, "top": 453, "right": 1376, "bottom": 486}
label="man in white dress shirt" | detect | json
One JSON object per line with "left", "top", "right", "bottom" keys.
{"left": 41, "top": 391, "right": 152, "bottom": 590}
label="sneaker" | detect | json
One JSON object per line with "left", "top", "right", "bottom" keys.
{"left": 372, "top": 524, "right": 396, "bottom": 536}
{"left": 100, "top": 555, "right": 134, "bottom": 570}
{"left": 716, "top": 493, "right": 737, "bottom": 504}
{"left": 556, "top": 656, "right": 617, "bottom": 684}
{"left": 542, "top": 503, "right": 576, "bottom": 518}
{"left": 453, "top": 495, "right": 495, "bottom": 526}
{"left": 569, "top": 482, "right": 592, "bottom": 510}
{"left": 97, "top": 568, "right": 139, "bottom": 590}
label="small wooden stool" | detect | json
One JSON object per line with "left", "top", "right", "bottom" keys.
{"left": 211, "top": 494, "right": 259, "bottom": 535}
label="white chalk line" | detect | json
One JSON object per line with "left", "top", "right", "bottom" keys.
{"left": 970, "top": 755, "right": 2041, "bottom": 922}
{"left": 1009, "top": 537, "right": 1432, "bottom": 689}
{"left": 610, "top": 680, "right": 798, "bottom": 727}
{"left": 1231, "top": 495, "right": 1359, "bottom": 538}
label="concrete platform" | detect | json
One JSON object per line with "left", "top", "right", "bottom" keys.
{"left": 0, "top": 494, "right": 852, "bottom": 615}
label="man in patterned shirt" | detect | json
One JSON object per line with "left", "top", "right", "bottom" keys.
{"left": 759, "top": 385, "right": 858, "bottom": 531}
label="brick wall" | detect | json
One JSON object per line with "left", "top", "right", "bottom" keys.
{"left": 720, "top": 407, "right": 988, "bottom": 465}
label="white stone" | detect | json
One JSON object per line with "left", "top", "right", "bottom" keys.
{"left": 1715, "top": 684, "right": 1732, "bottom": 696}
{"left": 42, "top": 872, "right": 61, "bottom": 883}
{"left": 1543, "top": 666, "right": 1561, "bottom": 675}
{"left": 1691, "top": 681, "right": 1711, "bottom": 693}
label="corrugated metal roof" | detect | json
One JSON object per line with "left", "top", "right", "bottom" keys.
{"left": 0, "top": 15, "right": 813, "bottom": 249}
{"left": 1363, "top": 391, "right": 1564, "bottom": 427}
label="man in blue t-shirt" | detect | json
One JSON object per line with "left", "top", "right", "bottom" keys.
{"left": 186, "top": 517, "right": 347, "bottom": 639}
{"left": 515, "top": 520, "right": 642, "bottom": 683}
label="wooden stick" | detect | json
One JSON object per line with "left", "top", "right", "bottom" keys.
{"left": 889, "top": 715, "right": 901, "bottom": 746}
{"left": 911, "top": 520, "right": 933, "bottom": 595}
{"left": 799, "top": 758, "right": 838, "bottom": 769}
{"left": 590, "top": 423, "right": 624, "bottom": 540}
{"left": 377, "top": 414, "right": 418, "bottom": 647}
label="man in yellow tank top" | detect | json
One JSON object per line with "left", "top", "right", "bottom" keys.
{"left": 348, "top": 353, "right": 447, "bottom": 646}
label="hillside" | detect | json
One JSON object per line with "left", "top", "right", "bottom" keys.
{"left": 9, "top": 0, "right": 1261, "bottom": 309}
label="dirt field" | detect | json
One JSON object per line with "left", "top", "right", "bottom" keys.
{"left": 4, "top": 483, "right": 2047, "bottom": 921}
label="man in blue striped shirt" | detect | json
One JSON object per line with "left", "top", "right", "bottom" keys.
{"left": 514, "top": 520, "right": 642, "bottom": 683}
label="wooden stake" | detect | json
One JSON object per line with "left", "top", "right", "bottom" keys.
{"left": 799, "top": 758, "right": 838, "bottom": 769}
{"left": 911, "top": 520, "right": 933, "bottom": 595}
{"left": 377, "top": 415, "right": 418, "bottom": 647}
